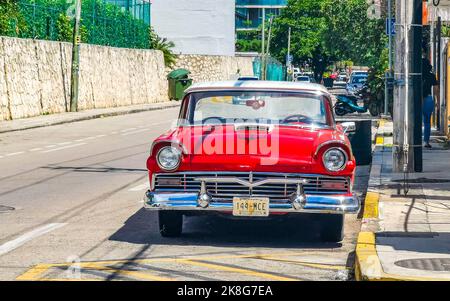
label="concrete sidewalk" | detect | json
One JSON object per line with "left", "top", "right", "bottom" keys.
{"left": 356, "top": 120, "right": 450, "bottom": 280}
{"left": 0, "top": 101, "right": 180, "bottom": 133}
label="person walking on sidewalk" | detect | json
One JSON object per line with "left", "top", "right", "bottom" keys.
{"left": 422, "top": 54, "right": 438, "bottom": 149}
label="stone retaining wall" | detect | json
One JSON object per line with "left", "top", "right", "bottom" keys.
{"left": 0, "top": 36, "right": 254, "bottom": 121}
{"left": 172, "top": 54, "right": 254, "bottom": 83}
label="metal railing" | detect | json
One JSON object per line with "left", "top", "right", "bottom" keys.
{"left": 236, "top": 0, "right": 287, "bottom": 7}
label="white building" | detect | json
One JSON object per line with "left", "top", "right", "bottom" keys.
{"left": 150, "top": 0, "right": 235, "bottom": 56}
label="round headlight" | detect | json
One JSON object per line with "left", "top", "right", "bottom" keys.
{"left": 157, "top": 146, "right": 181, "bottom": 171}
{"left": 322, "top": 148, "right": 347, "bottom": 172}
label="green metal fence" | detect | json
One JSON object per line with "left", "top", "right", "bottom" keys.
{"left": 253, "top": 56, "right": 285, "bottom": 81}
{"left": 0, "top": 0, "right": 151, "bottom": 49}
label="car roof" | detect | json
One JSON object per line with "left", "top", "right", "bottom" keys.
{"left": 185, "top": 80, "right": 330, "bottom": 95}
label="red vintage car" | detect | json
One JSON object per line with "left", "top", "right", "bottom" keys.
{"left": 144, "top": 81, "right": 359, "bottom": 242}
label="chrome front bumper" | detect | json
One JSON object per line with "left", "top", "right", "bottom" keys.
{"left": 143, "top": 191, "right": 360, "bottom": 214}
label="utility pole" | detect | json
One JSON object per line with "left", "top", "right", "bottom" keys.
{"left": 261, "top": 8, "right": 266, "bottom": 80}
{"left": 384, "top": 0, "right": 393, "bottom": 115}
{"left": 436, "top": 16, "right": 441, "bottom": 131}
{"left": 287, "top": 27, "right": 291, "bottom": 65}
{"left": 70, "top": 0, "right": 81, "bottom": 112}
{"left": 286, "top": 27, "right": 292, "bottom": 81}
{"left": 261, "top": 8, "right": 266, "bottom": 56}
{"left": 393, "top": 0, "right": 423, "bottom": 173}
{"left": 266, "top": 16, "right": 274, "bottom": 56}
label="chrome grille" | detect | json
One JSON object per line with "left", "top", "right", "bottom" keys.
{"left": 153, "top": 172, "right": 350, "bottom": 201}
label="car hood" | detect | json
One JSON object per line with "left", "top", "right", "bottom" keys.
{"left": 153, "top": 124, "right": 339, "bottom": 173}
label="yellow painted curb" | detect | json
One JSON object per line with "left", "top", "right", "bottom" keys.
{"left": 363, "top": 192, "right": 379, "bottom": 219}
{"left": 375, "top": 136, "right": 384, "bottom": 146}
{"left": 354, "top": 232, "right": 450, "bottom": 281}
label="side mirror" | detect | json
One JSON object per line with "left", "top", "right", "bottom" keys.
{"left": 340, "top": 121, "right": 356, "bottom": 134}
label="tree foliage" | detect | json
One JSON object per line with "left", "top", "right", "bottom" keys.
{"left": 271, "top": 0, "right": 387, "bottom": 79}
{"left": 0, "top": 0, "right": 152, "bottom": 48}
{"left": 0, "top": 0, "right": 27, "bottom": 36}
{"left": 0, "top": 0, "right": 177, "bottom": 67}
{"left": 149, "top": 27, "right": 177, "bottom": 68}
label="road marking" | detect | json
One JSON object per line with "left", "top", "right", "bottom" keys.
{"left": 5, "top": 151, "right": 25, "bottom": 157}
{"left": 17, "top": 251, "right": 321, "bottom": 281}
{"left": 0, "top": 223, "right": 66, "bottom": 257}
{"left": 29, "top": 148, "right": 43, "bottom": 152}
{"left": 84, "top": 263, "right": 173, "bottom": 281}
{"left": 120, "top": 128, "right": 137, "bottom": 133}
{"left": 176, "top": 259, "right": 297, "bottom": 281}
{"left": 57, "top": 142, "right": 72, "bottom": 146}
{"left": 45, "top": 145, "right": 57, "bottom": 148}
{"left": 258, "top": 256, "right": 347, "bottom": 271}
{"left": 121, "top": 128, "right": 150, "bottom": 136}
{"left": 111, "top": 132, "right": 118, "bottom": 135}
{"left": 41, "top": 143, "right": 86, "bottom": 153}
{"left": 95, "top": 134, "right": 106, "bottom": 138}
{"left": 128, "top": 183, "right": 148, "bottom": 192}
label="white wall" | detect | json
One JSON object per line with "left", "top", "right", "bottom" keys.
{"left": 151, "top": 0, "right": 235, "bottom": 56}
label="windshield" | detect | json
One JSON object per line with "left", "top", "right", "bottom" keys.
{"left": 184, "top": 91, "right": 330, "bottom": 126}
{"left": 351, "top": 77, "right": 367, "bottom": 84}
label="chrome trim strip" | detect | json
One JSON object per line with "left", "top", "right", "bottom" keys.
{"left": 143, "top": 191, "right": 360, "bottom": 214}
{"left": 194, "top": 177, "right": 308, "bottom": 188}
{"left": 155, "top": 171, "right": 349, "bottom": 178}
{"left": 149, "top": 140, "right": 188, "bottom": 157}
{"left": 314, "top": 140, "right": 349, "bottom": 157}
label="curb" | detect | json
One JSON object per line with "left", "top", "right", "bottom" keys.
{"left": 354, "top": 232, "right": 449, "bottom": 281}
{"left": 0, "top": 102, "right": 180, "bottom": 134}
{"left": 354, "top": 119, "right": 449, "bottom": 281}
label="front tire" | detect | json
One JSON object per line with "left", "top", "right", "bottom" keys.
{"left": 334, "top": 105, "right": 347, "bottom": 116}
{"left": 316, "top": 214, "right": 344, "bottom": 242}
{"left": 159, "top": 211, "right": 183, "bottom": 237}
{"left": 368, "top": 102, "right": 380, "bottom": 116}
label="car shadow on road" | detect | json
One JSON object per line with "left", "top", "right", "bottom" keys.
{"left": 109, "top": 208, "right": 342, "bottom": 249}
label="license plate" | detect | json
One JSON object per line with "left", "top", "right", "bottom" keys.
{"left": 232, "top": 197, "right": 269, "bottom": 217}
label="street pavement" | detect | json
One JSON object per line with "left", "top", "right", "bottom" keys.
{"left": 0, "top": 107, "right": 371, "bottom": 281}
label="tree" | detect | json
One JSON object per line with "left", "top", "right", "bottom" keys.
{"left": 149, "top": 27, "right": 177, "bottom": 68}
{"left": 271, "top": 0, "right": 334, "bottom": 80}
{"left": 0, "top": 0, "right": 27, "bottom": 36}
{"left": 271, "top": 0, "right": 387, "bottom": 80}
{"left": 321, "top": 0, "right": 387, "bottom": 67}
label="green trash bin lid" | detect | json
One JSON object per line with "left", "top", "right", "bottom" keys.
{"left": 167, "top": 69, "right": 190, "bottom": 79}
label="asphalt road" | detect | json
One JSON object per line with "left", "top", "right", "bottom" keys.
{"left": 0, "top": 107, "right": 371, "bottom": 281}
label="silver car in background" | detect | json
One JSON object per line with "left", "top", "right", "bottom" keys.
{"left": 346, "top": 75, "right": 367, "bottom": 95}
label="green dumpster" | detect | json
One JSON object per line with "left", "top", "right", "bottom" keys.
{"left": 167, "top": 69, "right": 192, "bottom": 100}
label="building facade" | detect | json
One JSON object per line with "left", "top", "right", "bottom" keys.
{"left": 105, "top": 0, "right": 151, "bottom": 24}
{"left": 236, "top": 0, "right": 287, "bottom": 31}
{"left": 151, "top": 0, "right": 236, "bottom": 56}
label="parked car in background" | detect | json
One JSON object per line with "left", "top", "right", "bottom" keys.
{"left": 144, "top": 80, "right": 360, "bottom": 242}
{"left": 346, "top": 75, "right": 367, "bottom": 95}
{"left": 296, "top": 75, "right": 315, "bottom": 83}
{"left": 334, "top": 74, "right": 348, "bottom": 87}
{"left": 238, "top": 76, "right": 259, "bottom": 81}
{"left": 351, "top": 71, "right": 368, "bottom": 77}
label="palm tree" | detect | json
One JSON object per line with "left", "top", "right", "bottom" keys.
{"left": 149, "top": 28, "right": 177, "bottom": 68}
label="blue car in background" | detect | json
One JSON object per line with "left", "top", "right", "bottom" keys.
{"left": 346, "top": 75, "right": 367, "bottom": 95}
